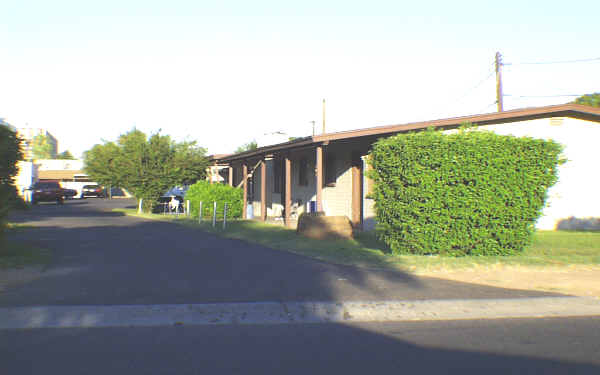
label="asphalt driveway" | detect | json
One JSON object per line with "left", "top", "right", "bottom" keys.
{"left": 1, "top": 199, "right": 560, "bottom": 307}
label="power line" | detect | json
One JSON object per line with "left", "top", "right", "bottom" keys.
{"left": 505, "top": 94, "right": 584, "bottom": 98}
{"left": 479, "top": 101, "right": 498, "bottom": 113}
{"left": 454, "top": 68, "right": 495, "bottom": 103}
{"left": 503, "top": 57, "right": 600, "bottom": 66}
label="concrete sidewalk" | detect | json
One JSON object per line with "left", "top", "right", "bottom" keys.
{"left": 1, "top": 297, "right": 598, "bottom": 329}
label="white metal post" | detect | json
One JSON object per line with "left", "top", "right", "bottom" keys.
{"left": 223, "top": 203, "right": 228, "bottom": 230}
{"left": 212, "top": 201, "right": 217, "bottom": 228}
{"left": 186, "top": 200, "right": 190, "bottom": 216}
{"left": 199, "top": 201, "right": 203, "bottom": 223}
{"left": 138, "top": 199, "right": 143, "bottom": 214}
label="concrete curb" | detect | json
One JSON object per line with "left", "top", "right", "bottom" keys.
{"left": 1, "top": 297, "right": 598, "bottom": 329}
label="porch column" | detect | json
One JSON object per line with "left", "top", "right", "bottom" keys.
{"left": 351, "top": 152, "right": 362, "bottom": 229}
{"left": 242, "top": 163, "right": 248, "bottom": 219}
{"left": 261, "top": 160, "right": 267, "bottom": 221}
{"left": 285, "top": 155, "right": 292, "bottom": 227}
{"left": 316, "top": 145, "right": 323, "bottom": 212}
{"left": 228, "top": 166, "right": 233, "bottom": 186}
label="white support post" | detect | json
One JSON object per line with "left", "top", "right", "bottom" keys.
{"left": 223, "top": 203, "right": 228, "bottom": 230}
{"left": 186, "top": 200, "right": 190, "bottom": 216}
{"left": 198, "top": 201, "right": 203, "bottom": 223}
{"left": 138, "top": 199, "right": 143, "bottom": 214}
{"left": 212, "top": 201, "right": 217, "bottom": 228}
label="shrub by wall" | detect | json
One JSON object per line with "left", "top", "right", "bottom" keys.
{"left": 185, "top": 181, "right": 243, "bottom": 219}
{"left": 368, "top": 128, "right": 564, "bottom": 256}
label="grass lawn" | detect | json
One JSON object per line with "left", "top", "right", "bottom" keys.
{"left": 116, "top": 209, "right": 600, "bottom": 272}
{"left": 0, "top": 224, "right": 52, "bottom": 269}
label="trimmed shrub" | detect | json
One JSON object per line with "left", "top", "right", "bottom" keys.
{"left": 185, "top": 181, "right": 243, "bottom": 219}
{"left": 368, "top": 128, "right": 564, "bottom": 256}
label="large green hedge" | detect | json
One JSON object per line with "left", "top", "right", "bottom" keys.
{"left": 1, "top": 126, "right": 24, "bottom": 240}
{"left": 185, "top": 181, "right": 243, "bottom": 219}
{"left": 368, "top": 128, "right": 564, "bottom": 256}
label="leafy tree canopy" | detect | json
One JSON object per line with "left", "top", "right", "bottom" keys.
{"left": 32, "top": 134, "right": 55, "bottom": 159}
{"left": 56, "top": 150, "right": 76, "bottom": 160}
{"left": 1, "top": 126, "right": 24, "bottom": 238}
{"left": 234, "top": 140, "right": 258, "bottom": 154}
{"left": 84, "top": 129, "right": 209, "bottom": 211}
{"left": 573, "top": 92, "right": 600, "bottom": 108}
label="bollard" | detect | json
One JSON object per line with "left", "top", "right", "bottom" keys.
{"left": 186, "top": 200, "right": 190, "bottom": 216}
{"left": 223, "top": 203, "right": 228, "bottom": 230}
{"left": 138, "top": 199, "right": 143, "bottom": 214}
{"left": 212, "top": 201, "right": 217, "bottom": 228}
{"left": 198, "top": 201, "right": 203, "bottom": 223}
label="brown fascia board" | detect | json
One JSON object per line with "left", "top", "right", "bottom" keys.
{"left": 216, "top": 136, "right": 314, "bottom": 163}
{"left": 312, "top": 103, "right": 600, "bottom": 143}
{"left": 214, "top": 104, "right": 600, "bottom": 163}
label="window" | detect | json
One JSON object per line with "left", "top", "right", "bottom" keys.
{"left": 325, "top": 153, "right": 336, "bottom": 186}
{"left": 299, "top": 158, "right": 308, "bottom": 186}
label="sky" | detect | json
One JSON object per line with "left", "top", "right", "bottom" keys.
{"left": 1, "top": 0, "right": 599, "bottom": 158}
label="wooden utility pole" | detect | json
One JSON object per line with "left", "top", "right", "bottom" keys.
{"left": 322, "top": 99, "right": 326, "bottom": 134}
{"left": 495, "top": 52, "right": 504, "bottom": 112}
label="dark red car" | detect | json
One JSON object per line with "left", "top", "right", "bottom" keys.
{"left": 32, "top": 181, "right": 64, "bottom": 204}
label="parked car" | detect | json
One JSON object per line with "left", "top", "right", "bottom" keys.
{"left": 152, "top": 186, "right": 189, "bottom": 213}
{"left": 32, "top": 181, "right": 64, "bottom": 204}
{"left": 62, "top": 188, "right": 78, "bottom": 199}
{"left": 81, "top": 184, "right": 105, "bottom": 198}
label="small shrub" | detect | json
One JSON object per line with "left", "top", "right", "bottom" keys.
{"left": 368, "top": 128, "right": 564, "bottom": 256}
{"left": 185, "top": 181, "right": 243, "bottom": 219}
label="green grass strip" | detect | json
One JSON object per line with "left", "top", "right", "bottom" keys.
{"left": 115, "top": 209, "right": 600, "bottom": 272}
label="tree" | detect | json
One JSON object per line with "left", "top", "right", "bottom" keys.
{"left": 573, "top": 92, "right": 600, "bottom": 108}
{"left": 0, "top": 126, "right": 23, "bottom": 239}
{"left": 84, "top": 129, "right": 209, "bottom": 211}
{"left": 56, "top": 150, "right": 76, "bottom": 160}
{"left": 234, "top": 140, "right": 258, "bottom": 154}
{"left": 31, "top": 134, "right": 55, "bottom": 159}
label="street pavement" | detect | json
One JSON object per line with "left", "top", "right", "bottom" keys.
{"left": 2, "top": 198, "right": 599, "bottom": 374}
{"left": 1, "top": 317, "right": 599, "bottom": 374}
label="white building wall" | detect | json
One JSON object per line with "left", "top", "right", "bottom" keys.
{"left": 471, "top": 117, "right": 600, "bottom": 230}
{"left": 15, "top": 161, "right": 35, "bottom": 197}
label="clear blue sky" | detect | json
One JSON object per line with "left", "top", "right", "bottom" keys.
{"left": 1, "top": 0, "right": 598, "bottom": 157}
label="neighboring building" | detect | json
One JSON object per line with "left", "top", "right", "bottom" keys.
{"left": 14, "top": 161, "right": 36, "bottom": 199}
{"left": 35, "top": 159, "right": 88, "bottom": 182}
{"left": 213, "top": 103, "right": 600, "bottom": 231}
{"left": 16, "top": 128, "right": 58, "bottom": 160}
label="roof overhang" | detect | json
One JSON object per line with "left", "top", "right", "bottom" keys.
{"left": 214, "top": 103, "right": 600, "bottom": 164}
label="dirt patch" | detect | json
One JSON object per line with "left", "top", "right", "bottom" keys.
{"left": 416, "top": 265, "right": 600, "bottom": 298}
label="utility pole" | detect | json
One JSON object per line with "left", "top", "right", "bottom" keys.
{"left": 495, "top": 52, "right": 504, "bottom": 112}
{"left": 322, "top": 99, "right": 326, "bottom": 134}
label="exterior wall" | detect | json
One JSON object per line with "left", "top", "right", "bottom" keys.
{"left": 470, "top": 117, "right": 600, "bottom": 230}
{"left": 15, "top": 161, "right": 36, "bottom": 198}
{"left": 362, "top": 156, "right": 377, "bottom": 231}
{"left": 322, "top": 145, "right": 354, "bottom": 218}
